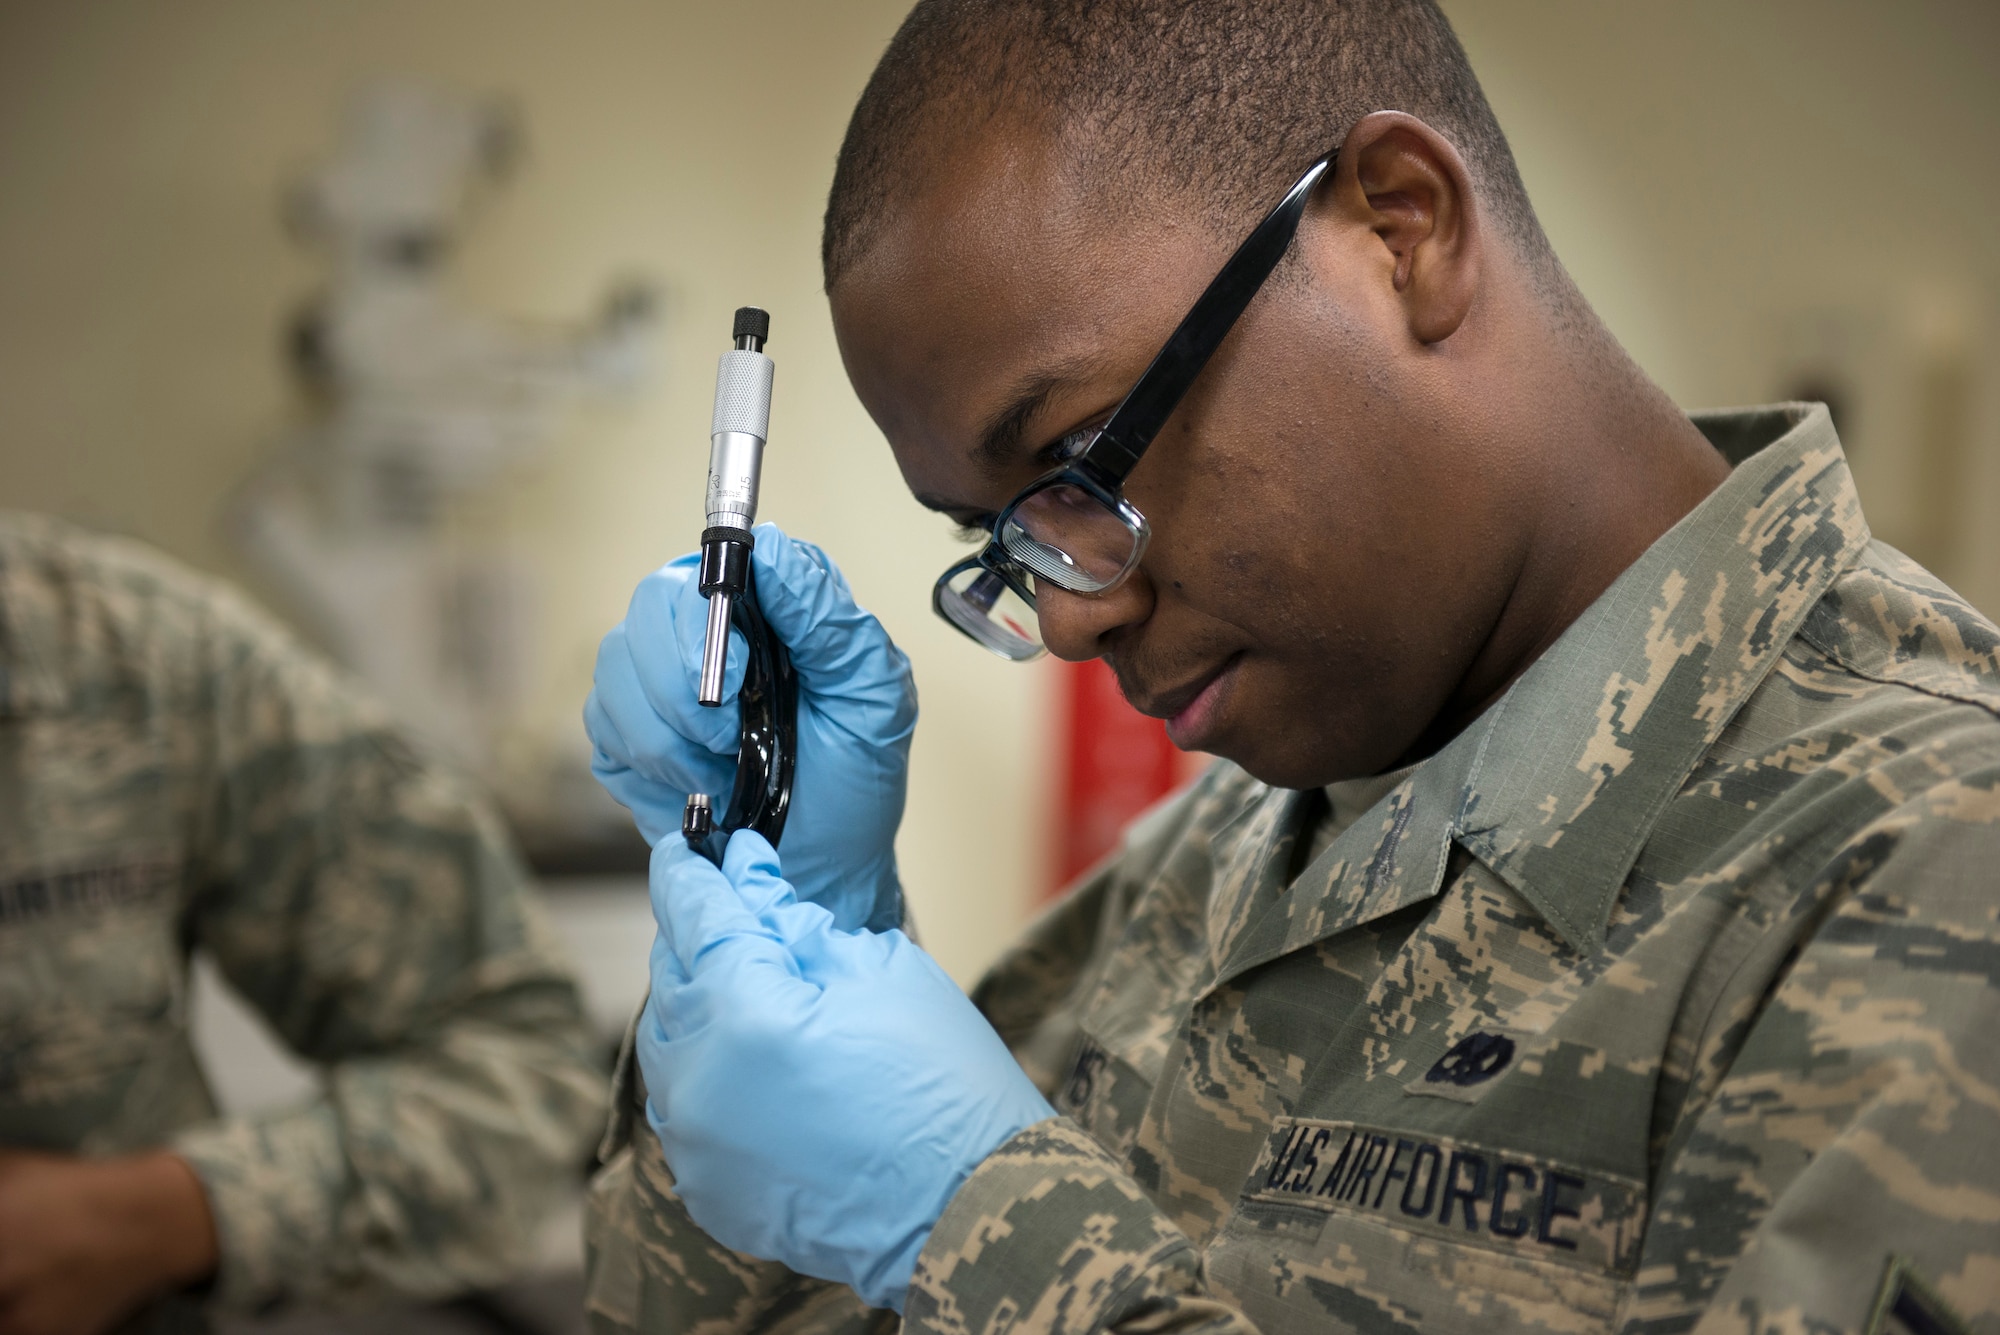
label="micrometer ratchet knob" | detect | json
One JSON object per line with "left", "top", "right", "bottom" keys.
{"left": 732, "top": 306, "right": 769, "bottom": 349}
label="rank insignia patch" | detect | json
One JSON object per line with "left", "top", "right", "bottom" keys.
{"left": 1424, "top": 1031, "right": 1516, "bottom": 1086}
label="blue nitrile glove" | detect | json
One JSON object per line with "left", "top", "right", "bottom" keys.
{"left": 586, "top": 524, "right": 915, "bottom": 933}
{"left": 638, "top": 832, "right": 1056, "bottom": 1312}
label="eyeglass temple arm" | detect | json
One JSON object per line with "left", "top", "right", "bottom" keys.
{"left": 1081, "top": 153, "right": 1336, "bottom": 482}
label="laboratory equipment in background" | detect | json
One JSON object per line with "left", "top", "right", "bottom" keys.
{"left": 1053, "top": 659, "right": 1206, "bottom": 894}
{"left": 227, "top": 80, "right": 658, "bottom": 868}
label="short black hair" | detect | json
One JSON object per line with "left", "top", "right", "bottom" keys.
{"left": 823, "top": 0, "right": 1551, "bottom": 292}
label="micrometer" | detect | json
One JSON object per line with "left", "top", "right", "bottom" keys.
{"left": 681, "top": 306, "right": 798, "bottom": 862}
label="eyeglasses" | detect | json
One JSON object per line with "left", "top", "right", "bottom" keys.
{"left": 934, "top": 149, "right": 1338, "bottom": 661}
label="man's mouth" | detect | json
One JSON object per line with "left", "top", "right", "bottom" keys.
{"left": 1124, "top": 653, "right": 1243, "bottom": 751}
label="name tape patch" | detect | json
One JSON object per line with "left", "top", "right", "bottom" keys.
{"left": 0, "top": 858, "right": 177, "bottom": 925}
{"left": 1243, "top": 1117, "right": 1645, "bottom": 1274}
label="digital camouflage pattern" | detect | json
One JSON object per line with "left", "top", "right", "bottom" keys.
{"left": 583, "top": 405, "right": 2000, "bottom": 1335}
{"left": 0, "top": 514, "right": 606, "bottom": 1328}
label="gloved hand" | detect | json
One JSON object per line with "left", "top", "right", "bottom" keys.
{"left": 587, "top": 524, "right": 915, "bottom": 933}
{"left": 639, "top": 832, "right": 1056, "bottom": 1312}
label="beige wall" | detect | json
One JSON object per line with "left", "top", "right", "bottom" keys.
{"left": 2, "top": 1, "right": 1995, "bottom": 981}
{"left": 1443, "top": 0, "right": 2000, "bottom": 606}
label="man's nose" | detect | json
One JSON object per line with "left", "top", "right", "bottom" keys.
{"left": 1036, "top": 573, "right": 1154, "bottom": 662}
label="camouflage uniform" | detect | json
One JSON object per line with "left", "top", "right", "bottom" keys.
{"left": 0, "top": 514, "right": 606, "bottom": 1327}
{"left": 583, "top": 405, "right": 1999, "bottom": 1335}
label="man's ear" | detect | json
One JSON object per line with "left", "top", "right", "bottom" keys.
{"left": 1330, "top": 111, "right": 1482, "bottom": 345}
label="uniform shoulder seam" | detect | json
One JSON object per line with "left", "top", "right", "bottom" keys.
{"left": 1794, "top": 615, "right": 2000, "bottom": 722}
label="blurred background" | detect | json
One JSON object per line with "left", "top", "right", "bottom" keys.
{"left": 0, "top": 0, "right": 1994, "bottom": 1329}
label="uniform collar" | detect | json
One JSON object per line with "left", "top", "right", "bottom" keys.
{"left": 1214, "top": 404, "right": 1871, "bottom": 981}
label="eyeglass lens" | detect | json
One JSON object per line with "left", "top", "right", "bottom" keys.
{"left": 938, "top": 564, "right": 1043, "bottom": 661}
{"left": 999, "top": 482, "right": 1142, "bottom": 594}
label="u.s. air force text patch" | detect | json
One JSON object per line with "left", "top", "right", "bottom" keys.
{"left": 1242, "top": 1117, "right": 1645, "bottom": 1273}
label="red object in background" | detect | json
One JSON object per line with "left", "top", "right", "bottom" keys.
{"left": 1051, "top": 657, "right": 1199, "bottom": 896}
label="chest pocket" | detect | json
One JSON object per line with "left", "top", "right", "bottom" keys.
{"left": 1204, "top": 1115, "right": 1640, "bottom": 1334}
{"left": 1193, "top": 850, "right": 1657, "bottom": 1335}
{"left": 0, "top": 855, "right": 193, "bottom": 1151}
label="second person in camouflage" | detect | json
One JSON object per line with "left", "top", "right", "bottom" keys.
{"left": 0, "top": 514, "right": 607, "bottom": 1334}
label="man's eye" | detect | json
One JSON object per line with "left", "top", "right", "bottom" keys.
{"left": 1051, "top": 426, "right": 1099, "bottom": 462}
{"left": 952, "top": 517, "right": 993, "bottom": 544}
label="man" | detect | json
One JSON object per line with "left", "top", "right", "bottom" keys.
{"left": 581, "top": 2, "right": 2000, "bottom": 1332}
{"left": 0, "top": 512, "right": 606, "bottom": 1335}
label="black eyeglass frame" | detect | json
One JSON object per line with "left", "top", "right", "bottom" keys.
{"left": 934, "top": 148, "right": 1339, "bottom": 654}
